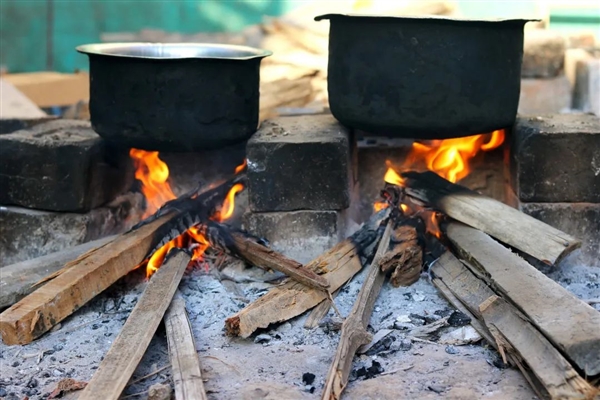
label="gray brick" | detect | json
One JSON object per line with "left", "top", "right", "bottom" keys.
{"left": 519, "top": 202, "right": 600, "bottom": 268}
{"left": 0, "top": 120, "right": 132, "bottom": 212}
{"left": 522, "top": 30, "right": 566, "bottom": 78}
{"left": 518, "top": 76, "right": 572, "bottom": 115}
{"left": 573, "top": 58, "right": 600, "bottom": 116}
{"left": 243, "top": 210, "right": 353, "bottom": 264}
{"left": 510, "top": 114, "right": 600, "bottom": 203}
{"left": 0, "top": 193, "right": 143, "bottom": 267}
{"left": 246, "top": 115, "right": 353, "bottom": 212}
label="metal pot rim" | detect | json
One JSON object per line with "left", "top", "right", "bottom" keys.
{"left": 314, "top": 13, "right": 539, "bottom": 24}
{"left": 76, "top": 42, "right": 273, "bottom": 61}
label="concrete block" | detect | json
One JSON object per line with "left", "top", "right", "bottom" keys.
{"left": 510, "top": 114, "right": 600, "bottom": 203}
{"left": 522, "top": 30, "right": 566, "bottom": 78}
{"left": 0, "top": 193, "right": 144, "bottom": 267}
{"left": 565, "top": 49, "right": 593, "bottom": 88}
{"left": 519, "top": 202, "right": 600, "bottom": 268}
{"left": 518, "top": 76, "right": 572, "bottom": 115}
{"left": 573, "top": 58, "right": 600, "bottom": 116}
{"left": 243, "top": 210, "right": 353, "bottom": 264}
{"left": 247, "top": 115, "right": 353, "bottom": 212}
{"left": 0, "top": 119, "right": 132, "bottom": 212}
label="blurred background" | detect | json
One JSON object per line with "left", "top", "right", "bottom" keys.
{"left": 1, "top": 0, "right": 599, "bottom": 117}
{"left": 1, "top": 0, "right": 599, "bottom": 72}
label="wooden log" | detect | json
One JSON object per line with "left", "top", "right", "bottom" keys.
{"left": 380, "top": 225, "right": 423, "bottom": 287}
{"left": 0, "top": 235, "right": 115, "bottom": 309}
{"left": 78, "top": 250, "right": 190, "bottom": 400}
{"left": 0, "top": 177, "right": 240, "bottom": 345}
{"left": 225, "top": 209, "right": 389, "bottom": 338}
{"left": 164, "top": 291, "right": 207, "bottom": 400}
{"left": 401, "top": 171, "right": 580, "bottom": 265}
{"left": 221, "top": 227, "right": 329, "bottom": 291}
{"left": 446, "top": 222, "right": 600, "bottom": 377}
{"left": 0, "top": 213, "right": 174, "bottom": 345}
{"left": 322, "top": 220, "right": 394, "bottom": 400}
{"left": 432, "top": 251, "right": 595, "bottom": 399}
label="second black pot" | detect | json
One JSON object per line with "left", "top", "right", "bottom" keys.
{"left": 77, "top": 43, "right": 272, "bottom": 151}
{"left": 315, "top": 14, "right": 534, "bottom": 139}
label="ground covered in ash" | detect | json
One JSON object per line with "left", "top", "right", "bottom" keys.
{"left": 1, "top": 247, "right": 598, "bottom": 400}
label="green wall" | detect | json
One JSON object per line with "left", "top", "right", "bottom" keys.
{"left": 0, "top": 0, "right": 293, "bottom": 73}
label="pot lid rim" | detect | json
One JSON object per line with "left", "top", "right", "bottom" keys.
{"left": 75, "top": 42, "right": 273, "bottom": 60}
{"left": 314, "top": 13, "right": 540, "bottom": 24}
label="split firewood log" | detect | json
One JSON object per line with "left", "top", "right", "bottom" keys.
{"left": 379, "top": 224, "right": 423, "bottom": 287}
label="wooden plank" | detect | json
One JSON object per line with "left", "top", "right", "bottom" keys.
{"left": 0, "top": 235, "right": 115, "bottom": 309}
{"left": 322, "top": 220, "right": 393, "bottom": 400}
{"left": 432, "top": 252, "right": 595, "bottom": 400}
{"left": 446, "top": 222, "right": 600, "bottom": 377}
{"left": 229, "top": 230, "right": 330, "bottom": 291}
{"left": 225, "top": 210, "right": 388, "bottom": 338}
{"left": 0, "top": 214, "right": 175, "bottom": 345}
{"left": 78, "top": 250, "right": 190, "bottom": 400}
{"left": 164, "top": 291, "right": 207, "bottom": 400}
{"left": 402, "top": 171, "right": 580, "bottom": 265}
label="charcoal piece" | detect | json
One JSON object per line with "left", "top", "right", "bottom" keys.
{"left": 510, "top": 114, "right": 600, "bottom": 202}
{"left": 0, "top": 119, "right": 132, "bottom": 212}
{"left": 355, "top": 361, "right": 384, "bottom": 380}
{"left": 302, "top": 373, "right": 316, "bottom": 385}
{"left": 447, "top": 311, "right": 472, "bottom": 327}
{"left": 246, "top": 115, "right": 354, "bottom": 211}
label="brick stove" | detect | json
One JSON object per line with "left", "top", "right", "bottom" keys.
{"left": 1, "top": 111, "right": 599, "bottom": 269}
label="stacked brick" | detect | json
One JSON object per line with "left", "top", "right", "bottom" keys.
{"left": 0, "top": 119, "right": 136, "bottom": 266}
{"left": 244, "top": 115, "right": 358, "bottom": 264}
{"left": 508, "top": 114, "right": 600, "bottom": 266}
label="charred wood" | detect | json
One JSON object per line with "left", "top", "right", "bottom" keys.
{"left": 224, "top": 209, "right": 389, "bottom": 338}
{"left": 401, "top": 171, "right": 580, "bottom": 265}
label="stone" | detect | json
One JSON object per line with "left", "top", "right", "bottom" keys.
{"left": 0, "top": 119, "right": 132, "bottom": 212}
{"left": 519, "top": 202, "right": 600, "bottom": 268}
{"left": 518, "top": 76, "right": 572, "bottom": 115}
{"left": 573, "top": 58, "right": 600, "bottom": 116}
{"left": 510, "top": 114, "right": 600, "bottom": 203}
{"left": 243, "top": 209, "right": 351, "bottom": 264}
{"left": 246, "top": 115, "right": 354, "bottom": 212}
{"left": 0, "top": 193, "right": 143, "bottom": 267}
{"left": 522, "top": 29, "right": 566, "bottom": 78}
{"left": 565, "top": 49, "right": 593, "bottom": 88}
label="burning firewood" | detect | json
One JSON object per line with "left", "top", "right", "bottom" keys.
{"left": 200, "top": 221, "right": 330, "bottom": 291}
{"left": 446, "top": 222, "right": 600, "bottom": 378}
{"left": 380, "top": 223, "right": 424, "bottom": 287}
{"left": 400, "top": 171, "right": 581, "bottom": 265}
{"left": 0, "top": 175, "right": 242, "bottom": 345}
{"left": 432, "top": 251, "right": 596, "bottom": 400}
{"left": 78, "top": 249, "right": 190, "bottom": 400}
{"left": 322, "top": 219, "right": 394, "bottom": 400}
{"left": 225, "top": 209, "right": 389, "bottom": 338}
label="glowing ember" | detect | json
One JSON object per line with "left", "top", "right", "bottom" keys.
{"left": 129, "top": 149, "right": 245, "bottom": 277}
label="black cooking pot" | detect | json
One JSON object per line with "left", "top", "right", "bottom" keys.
{"left": 77, "top": 43, "right": 272, "bottom": 151}
{"left": 315, "top": 14, "right": 534, "bottom": 139}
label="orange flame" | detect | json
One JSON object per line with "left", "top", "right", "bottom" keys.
{"left": 376, "top": 130, "right": 505, "bottom": 237}
{"left": 129, "top": 149, "right": 177, "bottom": 218}
{"left": 130, "top": 150, "right": 245, "bottom": 277}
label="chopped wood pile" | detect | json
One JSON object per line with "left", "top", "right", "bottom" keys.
{"left": 1, "top": 164, "right": 598, "bottom": 399}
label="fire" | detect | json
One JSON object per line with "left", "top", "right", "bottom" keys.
{"left": 130, "top": 149, "right": 244, "bottom": 277}
{"left": 129, "top": 149, "right": 177, "bottom": 218}
{"left": 378, "top": 130, "right": 505, "bottom": 237}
